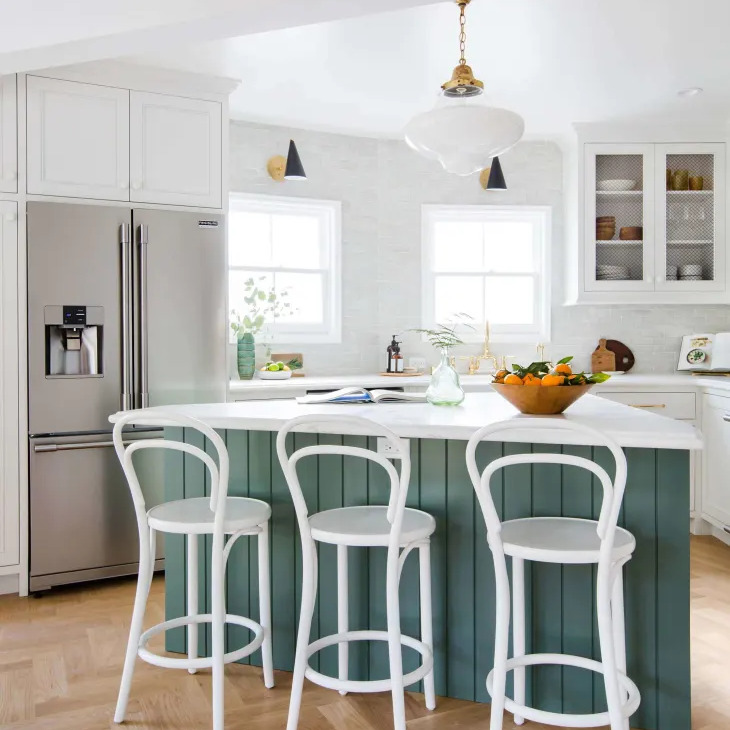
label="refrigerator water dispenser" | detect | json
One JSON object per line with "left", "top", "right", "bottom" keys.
{"left": 44, "top": 305, "right": 104, "bottom": 377}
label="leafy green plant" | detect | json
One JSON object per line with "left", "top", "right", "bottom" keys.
{"left": 230, "top": 277, "right": 293, "bottom": 338}
{"left": 412, "top": 313, "right": 474, "bottom": 350}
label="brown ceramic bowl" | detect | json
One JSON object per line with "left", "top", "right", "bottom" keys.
{"left": 619, "top": 226, "right": 643, "bottom": 240}
{"left": 596, "top": 228, "right": 616, "bottom": 240}
{"left": 491, "top": 383, "right": 594, "bottom": 415}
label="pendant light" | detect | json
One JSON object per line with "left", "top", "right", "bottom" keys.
{"left": 404, "top": 0, "right": 524, "bottom": 176}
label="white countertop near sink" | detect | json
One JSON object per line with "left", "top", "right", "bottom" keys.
{"left": 111, "top": 392, "right": 702, "bottom": 450}
{"left": 229, "top": 371, "right": 730, "bottom": 397}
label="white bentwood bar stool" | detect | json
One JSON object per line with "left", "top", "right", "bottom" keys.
{"left": 112, "top": 412, "right": 274, "bottom": 730}
{"left": 276, "top": 414, "right": 436, "bottom": 730}
{"left": 466, "top": 419, "right": 641, "bottom": 730}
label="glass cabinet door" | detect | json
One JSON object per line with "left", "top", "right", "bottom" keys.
{"left": 656, "top": 143, "right": 725, "bottom": 293}
{"left": 584, "top": 144, "right": 655, "bottom": 291}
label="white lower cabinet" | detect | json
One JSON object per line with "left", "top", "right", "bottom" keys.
{"left": 701, "top": 393, "right": 730, "bottom": 528}
{"left": 0, "top": 201, "right": 19, "bottom": 567}
{"left": 0, "top": 76, "right": 17, "bottom": 194}
{"left": 129, "top": 91, "right": 222, "bottom": 208}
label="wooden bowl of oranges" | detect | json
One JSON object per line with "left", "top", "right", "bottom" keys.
{"left": 491, "top": 357, "right": 610, "bottom": 415}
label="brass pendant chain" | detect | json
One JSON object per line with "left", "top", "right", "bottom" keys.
{"left": 458, "top": 2, "right": 467, "bottom": 66}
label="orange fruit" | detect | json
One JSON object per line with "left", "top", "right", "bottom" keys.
{"left": 554, "top": 363, "right": 572, "bottom": 376}
{"left": 524, "top": 373, "right": 542, "bottom": 386}
{"left": 541, "top": 374, "right": 565, "bottom": 387}
{"left": 504, "top": 373, "right": 524, "bottom": 385}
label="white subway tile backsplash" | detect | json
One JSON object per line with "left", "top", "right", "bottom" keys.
{"left": 229, "top": 120, "right": 730, "bottom": 376}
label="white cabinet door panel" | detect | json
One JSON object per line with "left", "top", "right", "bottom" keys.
{"left": 0, "top": 201, "right": 19, "bottom": 566}
{"left": 701, "top": 393, "right": 730, "bottom": 527}
{"left": 130, "top": 91, "right": 221, "bottom": 208}
{"left": 0, "top": 77, "right": 17, "bottom": 193}
{"left": 26, "top": 77, "right": 130, "bottom": 200}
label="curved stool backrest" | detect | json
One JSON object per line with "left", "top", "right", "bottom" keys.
{"left": 276, "top": 414, "right": 411, "bottom": 545}
{"left": 465, "top": 418, "right": 627, "bottom": 564}
{"left": 112, "top": 411, "right": 230, "bottom": 536}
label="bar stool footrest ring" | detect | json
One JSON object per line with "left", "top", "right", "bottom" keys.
{"left": 305, "top": 630, "right": 433, "bottom": 694}
{"left": 486, "top": 653, "right": 641, "bottom": 728}
{"left": 138, "top": 613, "right": 264, "bottom": 670}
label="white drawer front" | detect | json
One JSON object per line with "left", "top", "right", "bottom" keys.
{"left": 597, "top": 391, "right": 696, "bottom": 420}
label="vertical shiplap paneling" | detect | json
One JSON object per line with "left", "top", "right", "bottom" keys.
{"left": 656, "top": 449, "right": 691, "bottom": 730}
{"left": 164, "top": 427, "right": 186, "bottom": 654}
{"left": 247, "top": 430, "right": 272, "bottom": 667}
{"left": 270, "top": 432, "right": 297, "bottom": 671}
{"left": 445, "top": 439, "right": 475, "bottom": 700}
{"left": 418, "top": 439, "right": 449, "bottom": 697}
{"left": 560, "top": 445, "right": 596, "bottom": 716}
{"left": 530, "top": 444, "right": 563, "bottom": 713}
{"left": 225, "top": 429, "right": 251, "bottom": 664}
{"left": 401, "top": 437, "right": 422, "bottom": 689}
{"left": 316, "top": 433, "right": 344, "bottom": 680}
{"left": 623, "top": 448, "right": 658, "bottom": 730}
{"left": 166, "top": 431, "right": 690, "bottom": 730}
{"left": 342, "top": 435, "right": 370, "bottom": 678}
{"left": 474, "top": 440, "right": 503, "bottom": 704}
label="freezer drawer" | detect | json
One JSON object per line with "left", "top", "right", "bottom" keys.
{"left": 30, "top": 431, "right": 164, "bottom": 590}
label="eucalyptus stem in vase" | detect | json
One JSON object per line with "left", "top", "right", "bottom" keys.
{"left": 412, "top": 314, "right": 473, "bottom": 406}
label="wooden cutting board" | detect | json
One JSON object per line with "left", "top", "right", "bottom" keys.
{"left": 592, "top": 339, "right": 636, "bottom": 372}
{"left": 592, "top": 339, "right": 616, "bottom": 372}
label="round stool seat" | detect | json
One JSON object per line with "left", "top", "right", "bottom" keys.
{"left": 309, "top": 505, "right": 436, "bottom": 546}
{"left": 148, "top": 497, "right": 272, "bottom": 535}
{"left": 500, "top": 517, "right": 636, "bottom": 564}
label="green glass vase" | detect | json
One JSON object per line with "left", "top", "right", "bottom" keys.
{"left": 237, "top": 332, "right": 256, "bottom": 380}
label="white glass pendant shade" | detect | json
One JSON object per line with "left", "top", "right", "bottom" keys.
{"left": 404, "top": 99, "right": 524, "bottom": 176}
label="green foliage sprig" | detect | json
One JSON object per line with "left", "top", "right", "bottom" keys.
{"left": 230, "top": 276, "right": 293, "bottom": 338}
{"left": 411, "top": 313, "right": 474, "bottom": 350}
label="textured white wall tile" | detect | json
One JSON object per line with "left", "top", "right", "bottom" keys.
{"left": 229, "top": 120, "right": 730, "bottom": 376}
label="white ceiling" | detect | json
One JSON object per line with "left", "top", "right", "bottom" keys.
{"left": 126, "top": 0, "right": 730, "bottom": 139}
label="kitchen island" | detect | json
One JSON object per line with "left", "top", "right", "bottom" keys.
{"left": 112, "top": 393, "right": 701, "bottom": 730}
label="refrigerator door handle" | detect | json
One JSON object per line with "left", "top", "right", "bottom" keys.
{"left": 33, "top": 435, "right": 164, "bottom": 453}
{"left": 135, "top": 223, "right": 149, "bottom": 409}
{"left": 120, "top": 223, "right": 133, "bottom": 411}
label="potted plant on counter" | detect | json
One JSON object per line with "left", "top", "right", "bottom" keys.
{"left": 412, "top": 314, "right": 473, "bottom": 406}
{"left": 230, "top": 277, "right": 293, "bottom": 380}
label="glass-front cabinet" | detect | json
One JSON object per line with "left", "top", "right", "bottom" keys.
{"left": 583, "top": 142, "right": 725, "bottom": 300}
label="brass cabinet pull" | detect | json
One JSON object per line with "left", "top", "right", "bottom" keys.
{"left": 630, "top": 404, "right": 666, "bottom": 409}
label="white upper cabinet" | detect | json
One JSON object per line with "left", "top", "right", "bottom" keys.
{"left": 0, "top": 76, "right": 17, "bottom": 193}
{"left": 575, "top": 139, "right": 727, "bottom": 304}
{"left": 0, "top": 201, "right": 19, "bottom": 567}
{"left": 129, "top": 91, "right": 222, "bottom": 208}
{"left": 26, "top": 76, "right": 130, "bottom": 200}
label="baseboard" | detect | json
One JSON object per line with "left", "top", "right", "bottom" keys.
{"left": 0, "top": 573, "right": 19, "bottom": 595}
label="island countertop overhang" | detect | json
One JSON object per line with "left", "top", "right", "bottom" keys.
{"left": 110, "top": 392, "right": 702, "bottom": 450}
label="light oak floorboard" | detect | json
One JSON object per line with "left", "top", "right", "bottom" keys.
{"left": 0, "top": 536, "right": 727, "bottom": 729}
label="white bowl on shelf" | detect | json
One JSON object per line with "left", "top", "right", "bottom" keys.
{"left": 257, "top": 369, "right": 293, "bottom": 380}
{"left": 597, "top": 179, "right": 636, "bottom": 192}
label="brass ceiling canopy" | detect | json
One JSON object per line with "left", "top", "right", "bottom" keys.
{"left": 441, "top": 0, "right": 484, "bottom": 97}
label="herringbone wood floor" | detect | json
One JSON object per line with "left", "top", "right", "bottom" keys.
{"left": 0, "top": 536, "right": 727, "bottom": 729}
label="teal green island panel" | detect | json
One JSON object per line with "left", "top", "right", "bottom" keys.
{"left": 164, "top": 429, "right": 691, "bottom": 730}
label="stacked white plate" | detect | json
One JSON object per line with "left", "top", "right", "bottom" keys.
{"left": 679, "top": 264, "right": 703, "bottom": 281}
{"left": 597, "top": 264, "right": 629, "bottom": 280}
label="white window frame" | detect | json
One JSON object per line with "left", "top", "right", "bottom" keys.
{"left": 421, "top": 204, "right": 551, "bottom": 344}
{"left": 228, "top": 192, "right": 342, "bottom": 344}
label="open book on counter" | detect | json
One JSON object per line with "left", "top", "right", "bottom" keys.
{"left": 296, "top": 387, "right": 427, "bottom": 404}
{"left": 678, "top": 333, "right": 730, "bottom": 372}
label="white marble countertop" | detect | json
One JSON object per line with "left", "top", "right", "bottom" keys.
{"left": 111, "top": 392, "right": 702, "bottom": 450}
{"left": 229, "top": 371, "right": 730, "bottom": 396}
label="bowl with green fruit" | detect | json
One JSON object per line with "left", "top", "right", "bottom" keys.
{"left": 257, "top": 361, "right": 293, "bottom": 380}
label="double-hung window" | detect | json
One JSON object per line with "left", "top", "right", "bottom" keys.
{"left": 228, "top": 193, "right": 341, "bottom": 343}
{"left": 422, "top": 205, "right": 551, "bottom": 343}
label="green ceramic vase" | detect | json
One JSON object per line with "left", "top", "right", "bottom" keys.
{"left": 237, "top": 332, "right": 256, "bottom": 380}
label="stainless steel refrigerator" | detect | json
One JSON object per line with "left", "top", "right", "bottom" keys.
{"left": 27, "top": 202, "right": 226, "bottom": 590}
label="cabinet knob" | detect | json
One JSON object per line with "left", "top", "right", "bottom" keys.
{"left": 4, "top": 213, "right": 16, "bottom": 222}
{"left": 131, "top": 181, "right": 142, "bottom": 191}
{"left": 119, "top": 180, "right": 129, "bottom": 189}
{"left": 3, "top": 170, "right": 17, "bottom": 182}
